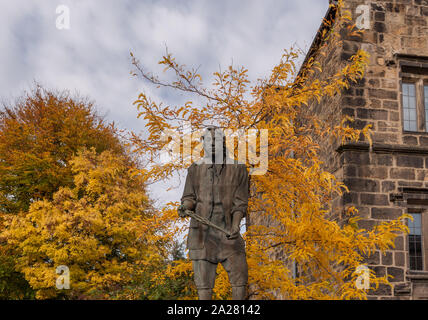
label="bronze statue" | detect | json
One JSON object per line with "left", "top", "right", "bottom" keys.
{"left": 178, "top": 126, "right": 249, "bottom": 300}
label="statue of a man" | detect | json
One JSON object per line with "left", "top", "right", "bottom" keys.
{"left": 178, "top": 126, "right": 249, "bottom": 300}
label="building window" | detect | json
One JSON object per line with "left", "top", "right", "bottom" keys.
{"left": 402, "top": 82, "right": 417, "bottom": 131}
{"left": 408, "top": 212, "right": 423, "bottom": 271}
{"left": 399, "top": 57, "right": 428, "bottom": 132}
{"left": 425, "top": 85, "right": 428, "bottom": 130}
{"left": 292, "top": 260, "right": 298, "bottom": 278}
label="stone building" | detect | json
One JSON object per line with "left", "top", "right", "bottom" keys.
{"left": 305, "top": 0, "right": 428, "bottom": 299}
{"left": 251, "top": 0, "right": 428, "bottom": 299}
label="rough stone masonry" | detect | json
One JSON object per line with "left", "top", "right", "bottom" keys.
{"left": 249, "top": 0, "right": 428, "bottom": 300}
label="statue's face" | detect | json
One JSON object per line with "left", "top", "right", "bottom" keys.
{"left": 202, "top": 128, "right": 224, "bottom": 159}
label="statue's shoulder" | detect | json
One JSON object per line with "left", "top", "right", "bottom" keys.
{"left": 187, "top": 161, "right": 203, "bottom": 172}
{"left": 227, "top": 158, "right": 246, "bottom": 167}
{"left": 230, "top": 160, "right": 248, "bottom": 176}
{"left": 235, "top": 160, "right": 246, "bottom": 166}
{"left": 194, "top": 159, "right": 205, "bottom": 166}
{"left": 187, "top": 162, "right": 197, "bottom": 170}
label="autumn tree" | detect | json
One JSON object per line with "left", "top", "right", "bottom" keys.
{"left": 129, "top": 0, "right": 409, "bottom": 300}
{"left": 0, "top": 86, "right": 125, "bottom": 214}
{"left": 0, "top": 86, "right": 127, "bottom": 299}
{"left": 137, "top": 240, "right": 196, "bottom": 300}
{"left": 3, "top": 148, "right": 178, "bottom": 299}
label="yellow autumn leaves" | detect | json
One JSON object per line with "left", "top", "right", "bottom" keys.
{"left": 127, "top": 0, "right": 410, "bottom": 300}
{"left": 0, "top": 0, "right": 412, "bottom": 300}
{"left": 3, "top": 149, "right": 178, "bottom": 299}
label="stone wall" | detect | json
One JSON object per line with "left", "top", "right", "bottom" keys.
{"left": 337, "top": 0, "right": 428, "bottom": 299}
{"left": 249, "top": 0, "right": 428, "bottom": 300}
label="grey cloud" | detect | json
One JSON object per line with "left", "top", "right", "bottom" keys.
{"left": 0, "top": 0, "right": 329, "bottom": 206}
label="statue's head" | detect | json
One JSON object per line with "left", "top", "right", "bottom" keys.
{"left": 201, "top": 126, "right": 226, "bottom": 162}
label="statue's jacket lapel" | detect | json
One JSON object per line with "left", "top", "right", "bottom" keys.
{"left": 182, "top": 157, "right": 249, "bottom": 252}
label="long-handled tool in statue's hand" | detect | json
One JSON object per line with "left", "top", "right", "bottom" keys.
{"left": 184, "top": 209, "right": 231, "bottom": 238}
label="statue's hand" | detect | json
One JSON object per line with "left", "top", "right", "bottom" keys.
{"left": 228, "top": 211, "right": 243, "bottom": 239}
{"left": 228, "top": 224, "right": 240, "bottom": 239}
{"left": 177, "top": 204, "right": 188, "bottom": 218}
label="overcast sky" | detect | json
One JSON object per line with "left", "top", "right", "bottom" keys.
{"left": 1, "top": 0, "right": 329, "bottom": 206}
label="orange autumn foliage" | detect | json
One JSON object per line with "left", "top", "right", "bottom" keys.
{"left": 0, "top": 86, "right": 125, "bottom": 214}
{"left": 0, "top": 86, "right": 128, "bottom": 299}
{"left": 3, "top": 148, "right": 179, "bottom": 299}
{"left": 129, "top": 0, "right": 410, "bottom": 300}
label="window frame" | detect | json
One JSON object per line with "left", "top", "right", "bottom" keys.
{"left": 406, "top": 208, "right": 428, "bottom": 272}
{"left": 408, "top": 211, "right": 424, "bottom": 271}
{"left": 424, "top": 84, "right": 428, "bottom": 132}
{"left": 400, "top": 66, "right": 428, "bottom": 133}
{"left": 402, "top": 81, "right": 418, "bottom": 132}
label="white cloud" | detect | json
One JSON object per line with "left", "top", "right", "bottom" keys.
{"left": 0, "top": 0, "right": 329, "bottom": 207}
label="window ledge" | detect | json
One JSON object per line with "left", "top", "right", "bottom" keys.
{"left": 407, "top": 270, "right": 428, "bottom": 280}
{"left": 403, "top": 130, "right": 428, "bottom": 135}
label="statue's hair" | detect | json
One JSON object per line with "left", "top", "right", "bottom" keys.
{"left": 201, "top": 126, "right": 225, "bottom": 141}
{"left": 201, "top": 126, "right": 228, "bottom": 158}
